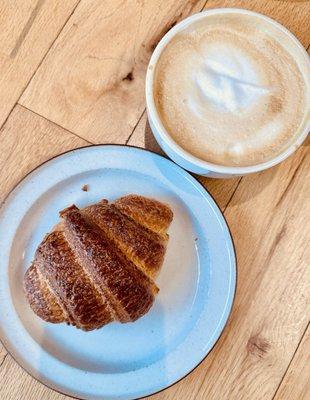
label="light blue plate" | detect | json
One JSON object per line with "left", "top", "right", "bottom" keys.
{"left": 0, "top": 145, "right": 236, "bottom": 400}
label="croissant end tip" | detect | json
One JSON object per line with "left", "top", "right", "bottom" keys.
{"left": 59, "top": 204, "right": 79, "bottom": 218}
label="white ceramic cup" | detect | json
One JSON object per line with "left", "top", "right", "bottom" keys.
{"left": 146, "top": 8, "right": 310, "bottom": 178}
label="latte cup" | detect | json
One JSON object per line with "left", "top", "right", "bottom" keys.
{"left": 146, "top": 8, "right": 310, "bottom": 178}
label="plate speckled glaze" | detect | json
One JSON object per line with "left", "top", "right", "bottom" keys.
{"left": 0, "top": 145, "right": 236, "bottom": 400}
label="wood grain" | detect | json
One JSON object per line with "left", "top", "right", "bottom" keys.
{"left": 20, "top": 0, "right": 206, "bottom": 144}
{"left": 0, "top": 0, "right": 79, "bottom": 128}
{"left": 0, "top": 1, "right": 309, "bottom": 400}
{"left": 0, "top": 105, "right": 89, "bottom": 397}
{"left": 194, "top": 145, "right": 310, "bottom": 400}
{"left": 127, "top": 0, "right": 310, "bottom": 211}
{"left": 0, "top": 355, "right": 67, "bottom": 400}
{"left": 203, "top": 0, "right": 310, "bottom": 46}
{"left": 148, "top": 140, "right": 310, "bottom": 400}
{"left": 273, "top": 324, "right": 310, "bottom": 400}
{"left": 127, "top": 111, "right": 165, "bottom": 154}
{"left": 0, "top": 105, "right": 88, "bottom": 204}
{"left": 0, "top": 343, "right": 7, "bottom": 366}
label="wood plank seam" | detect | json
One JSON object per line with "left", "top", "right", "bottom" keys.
{"left": 10, "top": 0, "right": 46, "bottom": 58}
{"left": 124, "top": 0, "right": 210, "bottom": 146}
{"left": 223, "top": 178, "right": 242, "bottom": 213}
{"left": 216, "top": 46, "right": 309, "bottom": 400}
{"left": 77, "top": 0, "right": 209, "bottom": 145}
{"left": 0, "top": 353, "right": 8, "bottom": 368}
{"left": 19, "top": 0, "right": 209, "bottom": 144}
{"left": 271, "top": 321, "right": 310, "bottom": 400}
{"left": 192, "top": 149, "right": 308, "bottom": 400}
{"left": 0, "top": 0, "right": 82, "bottom": 133}
{"left": 201, "top": 0, "right": 210, "bottom": 11}
{"left": 0, "top": 2, "right": 308, "bottom": 399}
{"left": 125, "top": 109, "right": 146, "bottom": 144}
{"left": 18, "top": 104, "right": 94, "bottom": 145}
{"left": 13, "top": 0, "right": 82, "bottom": 99}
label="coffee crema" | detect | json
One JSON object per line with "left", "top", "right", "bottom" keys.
{"left": 153, "top": 14, "right": 308, "bottom": 167}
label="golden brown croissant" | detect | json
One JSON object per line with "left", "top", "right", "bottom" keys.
{"left": 24, "top": 195, "right": 173, "bottom": 331}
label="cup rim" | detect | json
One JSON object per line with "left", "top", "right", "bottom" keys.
{"left": 145, "top": 7, "right": 310, "bottom": 175}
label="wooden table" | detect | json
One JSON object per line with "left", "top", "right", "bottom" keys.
{"left": 0, "top": 1, "right": 309, "bottom": 399}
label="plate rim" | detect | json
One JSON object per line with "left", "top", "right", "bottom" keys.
{"left": 0, "top": 144, "right": 237, "bottom": 400}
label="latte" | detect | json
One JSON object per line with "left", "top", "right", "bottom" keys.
{"left": 153, "top": 13, "right": 309, "bottom": 167}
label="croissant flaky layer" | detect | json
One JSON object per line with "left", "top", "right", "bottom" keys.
{"left": 24, "top": 195, "right": 173, "bottom": 331}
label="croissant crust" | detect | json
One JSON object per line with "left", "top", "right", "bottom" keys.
{"left": 24, "top": 195, "right": 173, "bottom": 330}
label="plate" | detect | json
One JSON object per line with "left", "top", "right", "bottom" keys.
{"left": 0, "top": 145, "right": 236, "bottom": 400}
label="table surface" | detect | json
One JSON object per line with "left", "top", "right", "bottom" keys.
{"left": 0, "top": 1, "right": 309, "bottom": 399}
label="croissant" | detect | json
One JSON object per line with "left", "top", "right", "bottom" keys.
{"left": 24, "top": 195, "right": 173, "bottom": 331}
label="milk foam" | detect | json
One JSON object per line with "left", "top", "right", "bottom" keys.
{"left": 154, "top": 14, "right": 308, "bottom": 166}
{"left": 193, "top": 45, "right": 269, "bottom": 113}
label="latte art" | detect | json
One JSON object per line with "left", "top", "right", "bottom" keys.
{"left": 192, "top": 47, "right": 270, "bottom": 113}
{"left": 154, "top": 14, "right": 308, "bottom": 167}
